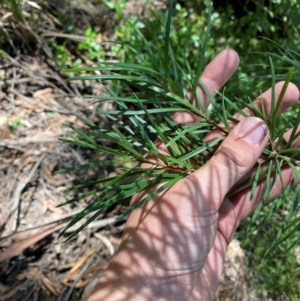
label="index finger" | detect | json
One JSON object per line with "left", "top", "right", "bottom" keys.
{"left": 174, "top": 49, "right": 240, "bottom": 124}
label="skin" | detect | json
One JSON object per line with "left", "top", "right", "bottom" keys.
{"left": 87, "top": 49, "right": 300, "bottom": 301}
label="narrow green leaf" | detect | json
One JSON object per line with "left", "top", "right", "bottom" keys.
{"left": 56, "top": 158, "right": 132, "bottom": 174}
{"left": 9, "top": 0, "right": 24, "bottom": 23}
{"left": 277, "top": 216, "right": 300, "bottom": 246}
{"left": 178, "top": 137, "right": 223, "bottom": 161}
{"left": 64, "top": 208, "right": 111, "bottom": 241}
{"left": 97, "top": 108, "right": 187, "bottom": 115}
{"left": 60, "top": 170, "right": 144, "bottom": 236}
{"left": 198, "top": 80, "right": 224, "bottom": 119}
{"left": 221, "top": 88, "right": 231, "bottom": 131}
{"left": 58, "top": 138, "right": 99, "bottom": 151}
{"left": 164, "top": 0, "right": 174, "bottom": 78}
{"left": 76, "top": 122, "right": 144, "bottom": 159}
{"left": 64, "top": 176, "right": 118, "bottom": 192}
{"left": 135, "top": 96, "right": 178, "bottom": 157}
{"left": 166, "top": 92, "right": 202, "bottom": 117}
{"left": 222, "top": 94, "right": 248, "bottom": 118}
{"left": 119, "top": 173, "right": 185, "bottom": 218}
{"left": 250, "top": 163, "right": 261, "bottom": 200}
{"left": 127, "top": 25, "right": 160, "bottom": 72}
{"left": 269, "top": 56, "right": 276, "bottom": 120}
{"left": 131, "top": 115, "right": 159, "bottom": 156}
{"left": 235, "top": 97, "right": 267, "bottom": 121}
{"left": 165, "top": 123, "right": 210, "bottom": 148}
{"left": 192, "top": 3, "right": 211, "bottom": 96}
{"left": 58, "top": 138, "right": 129, "bottom": 156}
{"left": 112, "top": 125, "right": 145, "bottom": 158}
{"left": 70, "top": 74, "right": 162, "bottom": 88}
{"left": 67, "top": 124, "right": 97, "bottom": 146}
{"left": 274, "top": 127, "right": 288, "bottom": 150}
{"left": 283, "top": 108, "right": 300, "bottom": 149}
{"left": 273, "top": 67, "right": 295, "bottom": 118}
{"left": 169, "top": 43, "right": 179, "bottom": 86}
{"left": 279, "top": 147, "right": 300, "bottom": 155}
{"left": 265, "top": 192, "right": 300, "bottom": 254}
{"left": 59, "top": 188, "right": 104, "bottom": 207}
{"left": 247, "top": 160, "right": 277, "bottom": 234}
{"left": 67, "top": 62, "right": 161, "bottom": 76}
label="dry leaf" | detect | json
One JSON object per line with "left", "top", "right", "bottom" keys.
{"left": 68, "top": 249, "right": 96, "bottom": 278}
{"left": 40, "top": 273, "right": 61, "bottom": 296}
{"left": 0, "top": 222, "right": 67, "bottom": 262}
{"left": 0, "top": 282, "right": 26, "bottom": 301}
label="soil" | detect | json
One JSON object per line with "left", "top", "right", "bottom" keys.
{"left": 0, "top": 1, "right": 269, "bottom": 300}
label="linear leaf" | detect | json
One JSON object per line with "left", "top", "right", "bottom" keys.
{"left": 164, "top": 0, "right": 174, "bottom": 78}
{"left": 250, "top": 163, "right": 261, "bottom": 200}
{"left": 192, "top": 3, "right": 211, "bottom": 96}
{"left": 56, "top": 158, "right": 132, "bottom": 174}
{"left": 119, "top": 173, "right": 185, "bottom": 218}
{"left": 67, "top": 62, "right": 161, "bottom": 76}
{"left": 70, "top": 74, "right": 162, "bottom": 87}
{"left": 178, "top": 137, "right": 223, "bottom": 161}
{"left": 265, "top": 192, "right": 300, "bottom": 254}
{"left": 273, "top": 67, "right": 295, "bottom": 118}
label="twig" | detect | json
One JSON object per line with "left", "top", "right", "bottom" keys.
{"left": 0, "top": 282, "right": 27, "bottom": 301}
{"left": 0, "top": 143, "right": 73, "bottom": 158}
{"left": 0, "top": 215, "right": 126, "bottom": 243}
{"left": 64, "top": 254, "right": 96, "bottom": 301}
{"left": 0, "top": 154, "right": 46, "bottom": 232}
{"left": 2, "top": 51, "right": 58, "bottom": 88}
{"left": 4, "top": 166, "right": 21, "bottom": 219}
{"left": 0, "top": 221, "right": 67, "bottom": 262}
{"left": 64, "top": 216, "right": 127, "bottom": 233}
{"left": 2, "top": 51, "right": 75, "bottom": 94}
{"left": 71, "top": 149, "right": 86, "bottom": 165}
{"left": 12, "top": 66, "right": 17, "bottom": 90}
{"left": 9, "top": 88, "right": 74, "bottom": 114}
{"left": 0, "top": 21, "right": 17, "bottom": 53}
{"left": 5, "top": 77, "right": 43, "bottom": 84}
{"left": 41, "top": 31, "right": 91, "bottom": 42}
{"left": 0, "top": 137, "right": 58, "bottom": 146}
{"left": 94, "top": 233, "right": 115, "bottom": 256}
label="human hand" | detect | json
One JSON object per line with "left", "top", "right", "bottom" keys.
{"left": 87, "top": 50, "right": 300, "bottom": 301}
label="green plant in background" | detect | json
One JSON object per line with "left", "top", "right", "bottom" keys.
{"left": 51, "top": 41, "right": 72, "bottom": 69}
{"left": 104, "top": 0, "right": 126, "bottom": 20}
{"left": 8, "top": 117, "right": 24, "bottom": 132}
{"left": 78, "top": 27, "right": 106, "bottom": 61}
{"left": 238, "top": 187, "right": 300, "bottom": 299}
{"left": 58, "top": 0, "right": 300, "bottom": 259}
{"left": 1, "top": 0, "right": 24, "bottom": 24}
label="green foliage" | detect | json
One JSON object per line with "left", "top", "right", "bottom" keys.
{"left": 8, "top": 117, "right": 24, "bottom": 132}
{"left": 212, "top": 0, "right": 300, "bottom": 98}
{"left": 51, "top": 42, "right": 72, "bottom": 69}
{"left": 78, "top": 27, "right": 106, "bottom": 61}
{"left": 103, "top": 0, "right": 126, "bottom": 20}
{"left": 2, "top": 0, "right": 300, "bottom": 297}
{"left": 51, "top": 27, "right": 106, "bottom": 69}
{"left": 0, "top": 0, "right": 41, "bottom": 49}
{"left": 239, "top": 188, "right": 300, "bottom": 299}
{"left": 245, "top": 237, "right": 300, "bottom": 299}
{"left": 59, "top": 2, "right": 300, "bottom": 257}
{"left": 1, "top": 0, "right": 24, "bottom": 23}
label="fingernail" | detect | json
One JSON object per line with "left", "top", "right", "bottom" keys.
{"left": 237, "top": 117, "right": 268, "bottom": 145}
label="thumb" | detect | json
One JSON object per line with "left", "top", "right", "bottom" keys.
{"left": 190, "top": 117, "right": 269, "bottom": 211}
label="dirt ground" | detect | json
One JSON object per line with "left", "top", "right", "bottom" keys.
{"left": 0, "top": 1, "right": 270, "bottom": 300}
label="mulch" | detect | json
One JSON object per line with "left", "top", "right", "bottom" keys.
{"left": 0, "top": 48, "right": 127, "bottom": 300}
